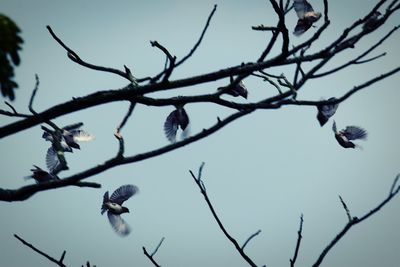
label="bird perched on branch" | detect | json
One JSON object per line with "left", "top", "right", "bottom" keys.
{"left": 218, "top": 76, "right": 248, "bottom": 99}
{"left": 332, "top": 121, "right": 367, "bottom": 148}
{"left": 164, "top": 105, "right": 190, "bottom": 142}
{"left": 42, "top": 122, "right": 94, "bottom": 174}
{"left": 293, "top": 0, "right": 321, "bottom": 36}
{"left": 316, "top": 97, "right": 339, "bottom": 126}
{"left": 101, "top": 184, "right": 139, "bottom": 236}
{"left": 24, "top": 165, "right": 59, "bottom": 184}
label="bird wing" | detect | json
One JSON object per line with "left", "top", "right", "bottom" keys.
{"left": 164, "top": 109, "right": 179, "bottom": 142}
{"left": 332, "top": 120, "right": 337, "bottom": 133}
{"left": 293, "top": 19, "right": 312, "bottom": 36}
{"left": 293, "top": 0, "right": 314, "bottom": 19}
{"left": 110, "top": 184, "right": 139, "bottom": 205}
{"left": 177, "top": 108, "right": 189, "bottom": 131}
{"left": 46, "top": 146, "right": 61, "bottom": 174}
{"left": 342, "top": 126, "right": 367, "bottom": 140}
{"left": 71, "top": 129, "right": 95, "bottom": 142}
{"left": 107, "top": 211, "right": 131, "bottom": 236}
{"left": 101, "top": 191, "right": 109, "bottom": 215}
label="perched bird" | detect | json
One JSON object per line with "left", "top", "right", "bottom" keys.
{"left": 332, "top": 121, "right": 367, "bottom": 148}
{"left": 42, "top": 123, "right": 94, "bottom": 174}
{"left": 293, "top": 0, "right": 321, "bottom": 36}
{"left": 363, "top": 11, "right": 382, "bottom": 31}
{"left": 316, "top": 97, "right": 339, "bottom": 126}
{"left": 24, "top": 165, "right": 59, "bottom": 184}
{"left": 218, "top": 76, "right": 248, "bottom": 99}
{"left": 164, "top": 105, "right": 190, "bottom": 142}
{"left": 101, "top": 184, "right": 139, "bottom": 236}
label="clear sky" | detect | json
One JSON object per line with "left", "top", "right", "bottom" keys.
{"left": 0, "top": 0, "right": 399, "bottom": 266}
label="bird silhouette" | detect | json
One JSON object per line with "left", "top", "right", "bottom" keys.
{"left": 218, "top": 76, "right": 248, "bottom": 99}
{"left": 42, "top": 123, "right": 94, "bottom": 174}
{"left": 101, "top": 184, "right": 139, "bottom": 236}
{"left": 316, "top": 97, "right": 339, "bottom": 126}
{"left": 24, "top": 165, "right": 59, "bottom": 184}
{"left": 332, "top": 121, "right": 367, "bottom": 148}
{"left": 293, "top": 0, "right": 321, "bottom": 36}
{"left": 164, "top": 105, "right": 190, "bottom": 142}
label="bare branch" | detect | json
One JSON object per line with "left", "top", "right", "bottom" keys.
{"left": 46, "top": 26, "right": 130, "bottom": 81}
{"left": 14, "top": 234, "right": 67, "bottom": 267}
{"left": 28, "top": 74, "right": 40, "bottom": 114}
{"left": 290, "top": 214, "right": 304, "bottom": 267}
{"left": 143, "top": 237, "right": 165, "bottom": 267}
{"left": 241, "top": 229, "right": 262, "bottom": 251}
{"left": 190, "top": 164, "right": 258, "bottom": 267}
{"left": 312, "top": 174, "right": 400, "bottom": 267}
{"left": 339, "top": 195, "right": 352, "bottom": 222}
{"left": 146, "top": 4, "right": 218, "bottom": 83}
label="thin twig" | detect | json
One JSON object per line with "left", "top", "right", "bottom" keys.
{"left": 46, "top": 26, "right": 129, "bottom": 81}
{"left": 312, "top": 174, "right": 400, "bottom": 267}
{"left": 14, "top": 234, "right": 67, "bottom": 267}
{"left": 241, "top": 229, "right": 262, "bottom": 250}
{"left": 339, "top": 195, "right": 352, "bottom": 222}
{"left": 28, "top": 74, "right": 40, "bottom": 114}
{"left": 290, "top": 214, "right": 304, "bottom": 267}
{"left": 189, "top": 164, "right": 258, "bottom": 267}
{"left": 143, "top": 237, "right": 165, "bottom": 267}
{"left": 151, "top": 237, "right": 165, "bottom": 257}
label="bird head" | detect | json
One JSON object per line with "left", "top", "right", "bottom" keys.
{"left": 122, "top": 207, "right": 130, "bottom": 213}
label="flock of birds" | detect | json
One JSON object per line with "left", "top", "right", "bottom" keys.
{"left": 23, "top": 0, "right": 378, "bottom": 236}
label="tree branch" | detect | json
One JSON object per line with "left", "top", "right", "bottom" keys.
{"left": 14, "top": 234, "right": 67, "bottom": 267}
{"left": 189, "top": 163, "right": 259, "bottom": 267}
{"left": 312, "top": 174, "right": 400, "bottom": 267}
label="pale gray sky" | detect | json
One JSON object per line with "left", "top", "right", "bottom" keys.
{"left": 1, "top": 1, "right": 399, "bottom": 266}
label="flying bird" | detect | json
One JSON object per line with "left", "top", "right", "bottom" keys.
{"left": 42, "top": 123, "right": 94, "bottom": 174}
{"left": 332, "top": 121, "right": 367, "bottom": 148}
{"left": 42, "top": 122, "right": 94, "bottom": 150}
{"left": 316, "top": 97, "right": 339, "bottom": 126}
{"left": 293, "top": 0, "right": 321, "bottom": 36}
{"left": 24, "top": 165, "right": 59, "bottom": 184}
{"left": 164, "top": 105, "right": 190, "bottom": 142}
{"left": 363, "top": 11, "right": 382, "bottom": 31}
{"left": 101, "top": 184, "right": 139, "bottom": 236}
{"left": 218, "top": 76, "right": 248, "bottom": 99}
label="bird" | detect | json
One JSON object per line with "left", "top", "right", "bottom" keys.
{"left": 42, "top": 122, "right": 94, "bottom": 150}
{"left": 42, "top": 123, "right": 94, "bottom": 174}
{"left": 316, "top": 97, "right": 339, "bottom": 126}
{"left": 363, "top": 11, "right": 382, "bottom": 31}
{"left": 218, "top": 76, "right": 248, "bottom": 99}
{"left": 101, "top": 184, "right": 139, "bottom": 236}
{"left": 24, "top": 165, "right": 59, "bottom": 184}
{"left": 293, "top": 0, "right": 321, "bottom": 36}
{"left": 164, "top": 105, "right": 190, "bottom": 142}
{"left": 332, "top": 121, "right": 367, "bottom": 148}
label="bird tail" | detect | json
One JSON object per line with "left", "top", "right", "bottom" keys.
{"left": 332, "top": 120, "right": 337, "bottom": 133}
{"left": 101, "top": 191, "right": 109, "bottom": 215}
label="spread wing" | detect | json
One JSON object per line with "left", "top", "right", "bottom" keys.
{"left": 70, "top": 129, "right": 95, "bottom": 142}
{"left": 164, "top": 109, "right": 179, "bottom": 142}
{"left": 294, "top": 19, "right": 312, "bottom": 36}
{"left": 342, "top": 126, "right": 367, "bottom": 140}
{"left": 46, "top": 146, "right": 61, "bottom": 174}
{"left": 107, "top": 212, "right": 131, "bottom": 236}
{"left": 293, "top": 0, "right": 314, "bottom": 19}
{"left": 110, "top": 184, "right": 139, "bottom": 205}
